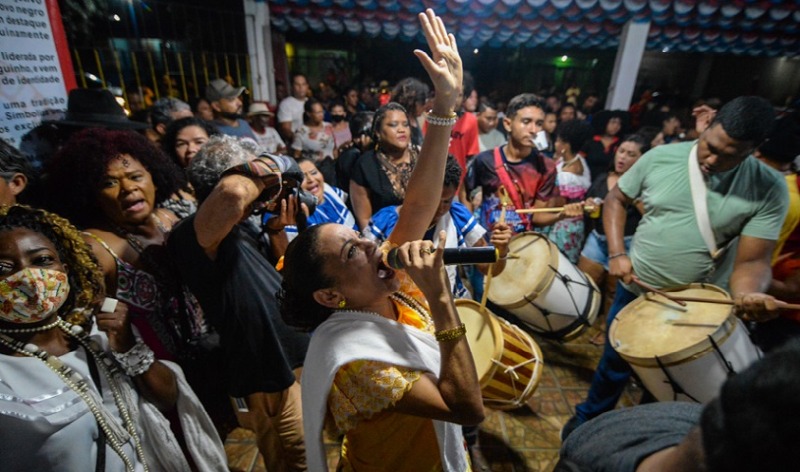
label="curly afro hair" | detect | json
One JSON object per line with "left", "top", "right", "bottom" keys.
{"left": 0, "top": 205, "right": 104, "bottom": 326}
{"left": 44, "top": 128, "right": 185, "bottom": 228}
{"left": 555, "top": 119, "right": 594, "bottom": 155}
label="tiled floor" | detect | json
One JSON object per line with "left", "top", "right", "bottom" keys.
{"left": 225, "top": 308, "right": 643, "bottom": 472}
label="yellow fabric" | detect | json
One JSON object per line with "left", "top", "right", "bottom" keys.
{"left": 328, "top": 271, "right": 457, "bottom": 471}
{"left": 774, "top": 174, "right": 800, "bottom": 264}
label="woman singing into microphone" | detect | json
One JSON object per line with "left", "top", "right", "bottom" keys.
{"left": 278, "top": 10, "right": 483, "bottom": 471}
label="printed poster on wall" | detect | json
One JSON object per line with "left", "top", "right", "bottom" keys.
{"left": 0, "top": 0, "right": 76, "bottom": 148}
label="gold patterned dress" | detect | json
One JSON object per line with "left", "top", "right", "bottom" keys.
{"left": 326, "top": 275, "right": 469, "bottom": 471}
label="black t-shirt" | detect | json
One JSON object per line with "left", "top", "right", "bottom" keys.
{"left": 168, "top": 214, "right": 310, "bottom": 397}
{"left": 350, "top": 150, "right": 405, "bottom": 213}
{"left": 336, "top": 147, "right": 361, "bottom": 196}
{"left": 586, "top": 172, "right": 642, "bottom": 236}
{"left": 583, "top": 137, "right": 619, "bottom": 182}
{"left": 557, "top": 402, "right": 702, "bottom": 472}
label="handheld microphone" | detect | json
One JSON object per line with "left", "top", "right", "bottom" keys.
{"left": 385, "top": 246, "right": 498, "bottom": 269}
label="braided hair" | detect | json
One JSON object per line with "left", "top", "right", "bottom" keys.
{"left": 0, "top": 205, "right": 104, "bottom": 326}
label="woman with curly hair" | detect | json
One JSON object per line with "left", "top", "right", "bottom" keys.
{"left": 43, "top": 128, "right": 211, "bottom": 366}
{"left": 0, "top": 205, "right": 226, "bottom": 471}
{"left": 349, "top": 102, "right": 420, "bottom": 230}
{"left": 582, "top": 109, "right": 629, "bottom": 179}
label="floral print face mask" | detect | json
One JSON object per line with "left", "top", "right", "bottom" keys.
{"left": 0, "top": 268, "right": 70, "bottom": 324}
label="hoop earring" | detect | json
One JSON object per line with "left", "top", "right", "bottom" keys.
{"left": 338, "top": 299, "right": 347, "bottom": 309}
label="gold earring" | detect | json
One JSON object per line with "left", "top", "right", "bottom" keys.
{"left": 338, "top": 299, "right": 347, "bottom": 309}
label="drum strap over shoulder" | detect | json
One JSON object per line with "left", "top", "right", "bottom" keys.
{"left": 493, "top": 147, "right": 534, "bottom": 230}
{"left": 688, "top": 144, "right": 723, "bottom": 260}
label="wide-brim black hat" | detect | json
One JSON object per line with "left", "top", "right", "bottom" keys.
{"left": 47, "top": 88, "right": 148, "bottom": 130}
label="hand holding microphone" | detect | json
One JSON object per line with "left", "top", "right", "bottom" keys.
{"left": 384, "top": 245, "right": 499, "bottom": 269}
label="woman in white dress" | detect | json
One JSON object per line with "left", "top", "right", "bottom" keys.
{"left": 0, "top": 205, "right": 226, "bottom": 472}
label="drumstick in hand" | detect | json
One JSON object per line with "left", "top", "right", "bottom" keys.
{"left": 667, "top": 295, "right": 800, "bottom": 311}
{"left": 480, "top": 187, "right": 510, "bottom": 313}
{"left": 515, "top": 198, "right": 603, "bottom": 214}
{"left": 632, "top": 276, "right": 687, "bottom": 307}
{"left": 634, "top": 276, "right": 800, "bottom": 311}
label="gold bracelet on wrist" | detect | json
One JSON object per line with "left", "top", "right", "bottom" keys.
{"left": 426, "top": 109, "right": 458, "bottom": 127}
{"left": 434, "top": 323, "right": 467, "bottom": 342}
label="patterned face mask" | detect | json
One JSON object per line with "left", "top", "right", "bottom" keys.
{"left": 0, "top": 268, "right": 70, "bottom": 324}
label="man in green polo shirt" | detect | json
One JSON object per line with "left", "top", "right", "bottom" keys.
{"left": 562, "top": 96, "right": 788, "bottom": 440}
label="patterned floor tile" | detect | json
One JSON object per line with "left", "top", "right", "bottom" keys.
{"left": 224, "top": 440, "right": 259, "bottom": 471}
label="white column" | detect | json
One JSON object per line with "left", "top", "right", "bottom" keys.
{"left": 605, "top": 20, "right": 650, "bottom": 110}
{"left": 243, "top": 0, "right": 275, "bottom": 102}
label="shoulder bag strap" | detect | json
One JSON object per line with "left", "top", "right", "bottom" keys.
{"left": 687, "top": 144, "right": 720, "bottom": 259}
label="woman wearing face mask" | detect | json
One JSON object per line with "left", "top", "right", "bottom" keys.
{"left": 329, "top": 101, "right": 352, "bottom": 150}
{"left": 0, "top": 205, "right": 226, "bottom": 471}
{"left": 279, "top": 157, "right": 356, "bottom": 243}
{"left": 349, "top": 102, "right": 419, "bottom": 230}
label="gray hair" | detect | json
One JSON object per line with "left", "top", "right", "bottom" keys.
{"left": 187, "top": 135, "right": 253, "bottom": 202}
{"left": 0, "top": 138, "right": 35, "bottom": 178}
{"left": 151, "top": 97, "right": 191, "bottom": 127}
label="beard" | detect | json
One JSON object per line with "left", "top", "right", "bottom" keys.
{"left": 219, "top": 111, "right": 242, "bottom": 120}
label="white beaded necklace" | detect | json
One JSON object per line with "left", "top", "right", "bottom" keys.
{"left": 0, "top": 318, "right": 61, "bottom": 334}
{"left": 340, "top": 292, "right": 433, "bottom": 328}
{"left": 390, "top": 291, "right": 432, "bottom": 324}
{"left": 0, "top": 321, "right": 150, "bottom": 472}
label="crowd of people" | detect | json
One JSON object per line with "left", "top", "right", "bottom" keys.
{"left": 2, "top": 7, "right": 800, "bottom": 472}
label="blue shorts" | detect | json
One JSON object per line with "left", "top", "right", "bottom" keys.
{"left": 580, "top": 230, "right": 633, "bottom": 270}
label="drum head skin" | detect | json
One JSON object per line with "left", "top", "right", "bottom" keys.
{"left": 610, "top": 284, "right": 734, "bottom": 367}
{"left": 488, "top": 233, "right": 559, "bottom": 306}
{"left": 456, "top": 299, "right": 503, "bottom": 383}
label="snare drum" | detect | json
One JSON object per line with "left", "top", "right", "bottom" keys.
{"left": 456, "top": 299, "right": 544, "bottom": 410}
{"left": 610, "top": 283, "right": 762, "bottom": 403}
{"left": 487, "top": 232, "right": 601, "bottom": 340}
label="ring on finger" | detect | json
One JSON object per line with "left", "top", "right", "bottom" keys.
{"left": 419, "top": 247, "right": 435, "bottom": 256}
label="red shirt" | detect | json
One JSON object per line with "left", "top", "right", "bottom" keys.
{"left": 423, "top": 112, "right": 480, "bottom": 175}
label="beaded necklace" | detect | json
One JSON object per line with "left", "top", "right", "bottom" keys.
{"left": 339, "top": 292, "right": 433, "bottom": 330}
{"left": 389, "top": 291, "right": 432, "bottom": 324}
{"left": 0, "top": 318, "right": 60, "bottom": 334}
{"left": 0, "top": 321, "right": 150, "bottom": 472}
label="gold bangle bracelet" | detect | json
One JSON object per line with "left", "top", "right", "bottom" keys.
{"left": 434, "top": 323, "right": 467, "bottom": 342}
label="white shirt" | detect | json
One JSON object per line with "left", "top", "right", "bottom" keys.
{"left": 277, "top": 96, "right": 306, "bottom": 133}
{"left": 252, "top": 126, "right": 285, "bottom": 153}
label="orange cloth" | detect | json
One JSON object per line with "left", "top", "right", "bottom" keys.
{"left": 327, "top": 272, "right": 465, "bottom": 471}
